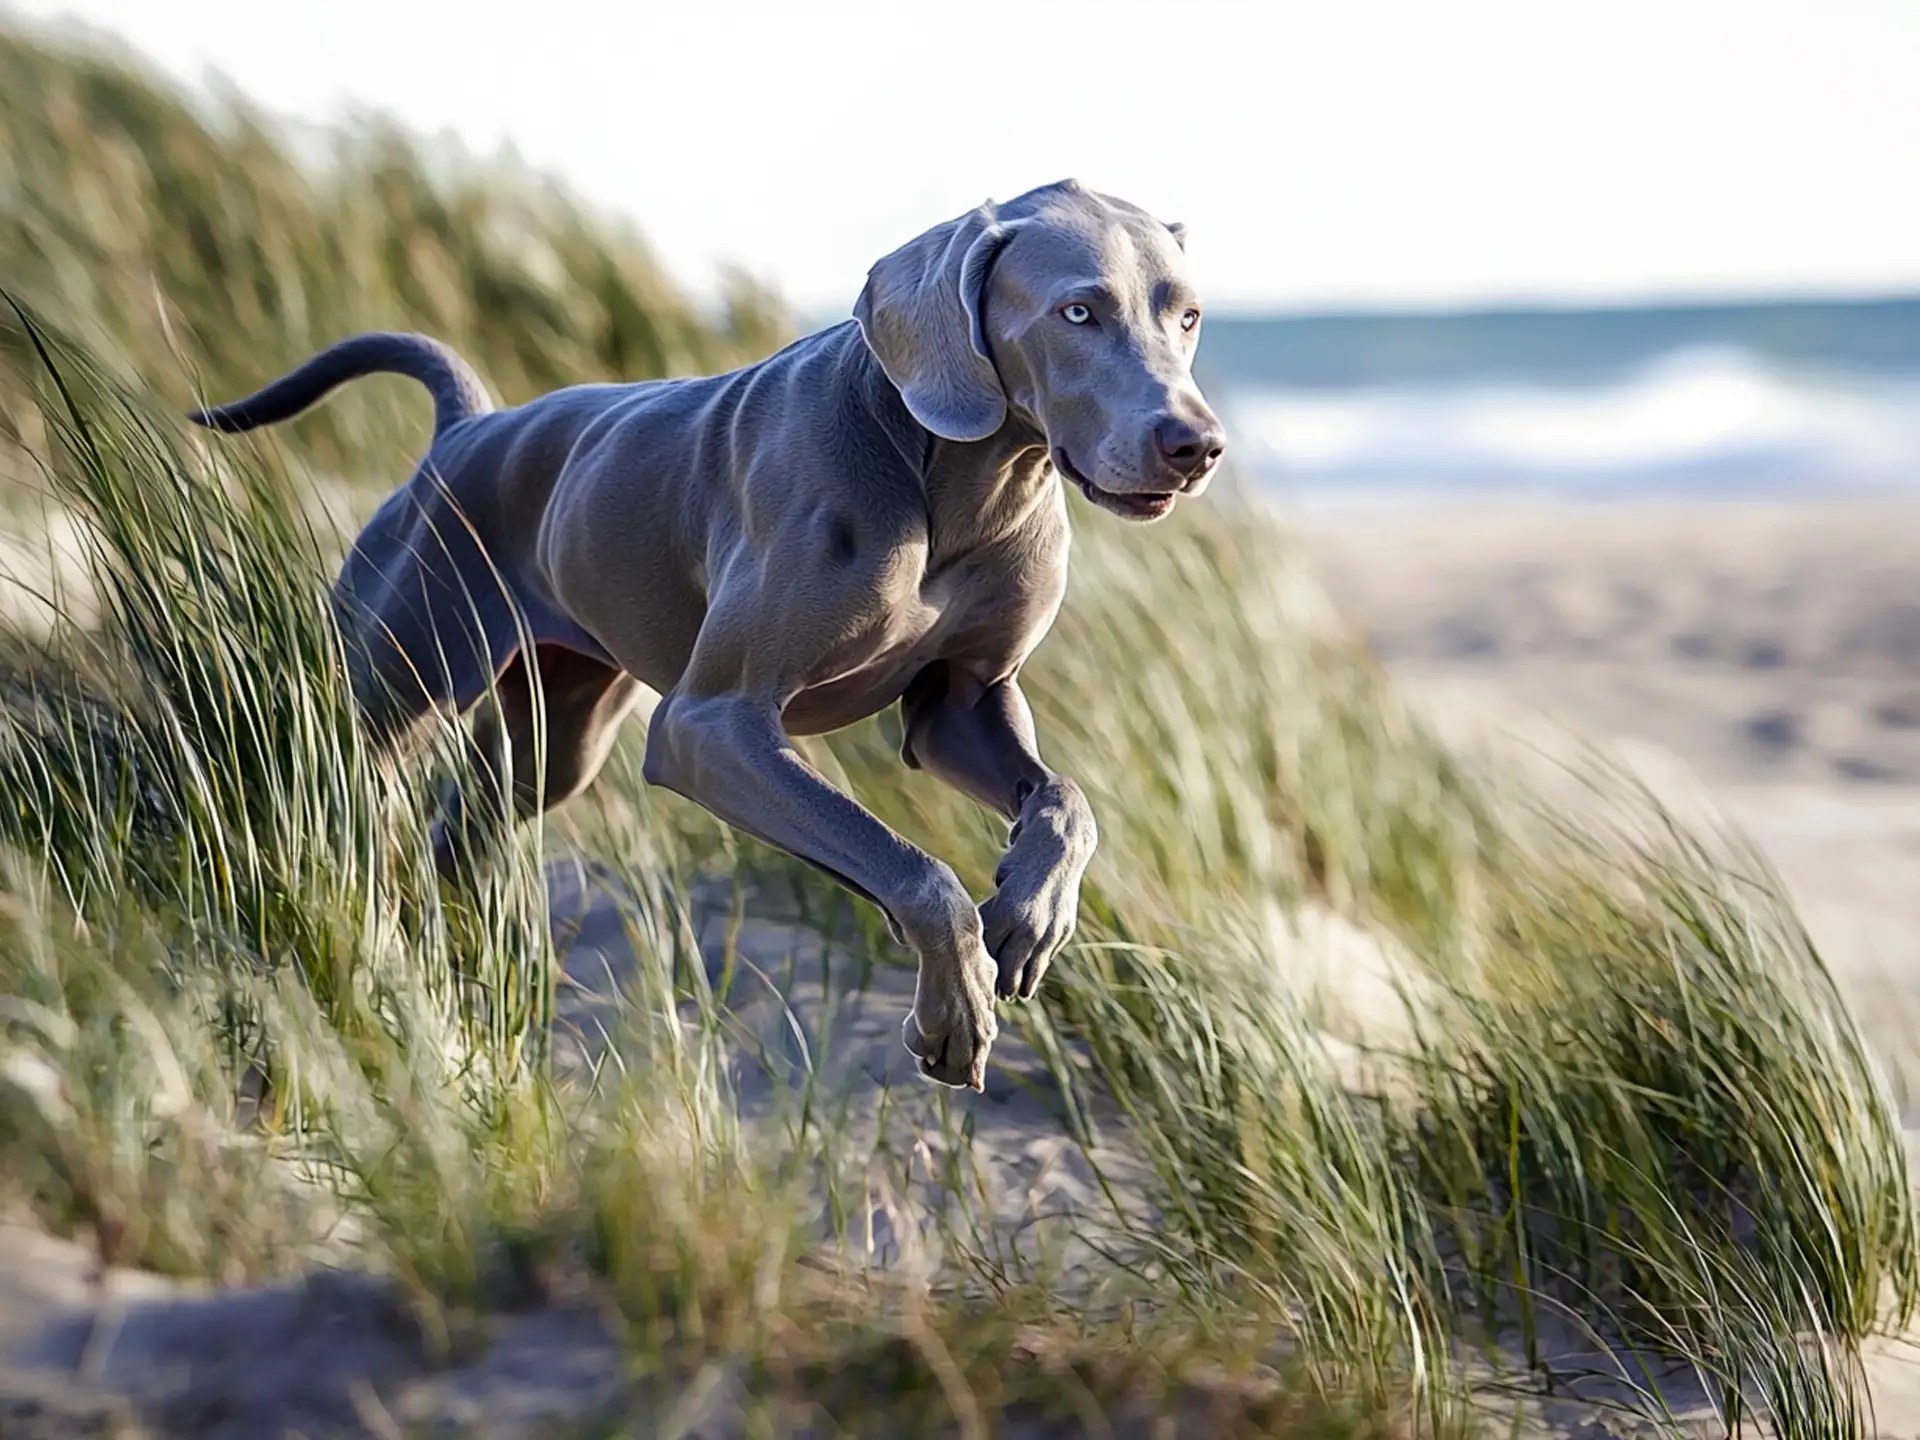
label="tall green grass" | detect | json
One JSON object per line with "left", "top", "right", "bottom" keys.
{"left": 0, "top": 20, "right": 1914, "bottom": 1437}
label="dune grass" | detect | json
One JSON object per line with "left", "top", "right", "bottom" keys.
{"left": 0, "top": 19, "right": 1915, "bottom": 1437}
{"left": 0, "top": 18, "right": 788, "bottom": 494}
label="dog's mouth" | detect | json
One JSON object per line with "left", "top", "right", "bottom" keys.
{"left": 1052, "top": 449, "right": 1178, "bottom": 522}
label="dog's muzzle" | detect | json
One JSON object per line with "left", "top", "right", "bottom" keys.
{"left": 1053, "top": 448, "right": 1181, "bottom": 521}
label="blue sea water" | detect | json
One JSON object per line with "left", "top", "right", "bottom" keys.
{"left": 1193, "top": 296, "right": 1920, "bottom": 504}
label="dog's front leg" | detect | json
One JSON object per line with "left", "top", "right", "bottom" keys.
{"left": 644, "top": 690, "right": 999, "bottom": 1090}
{"left": 900, "top": 664, "right": 1097, "bottom": 1002}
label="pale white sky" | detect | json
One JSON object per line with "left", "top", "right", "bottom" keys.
{"left": 13, "top": 0, "right": 1920, "bottom": 314}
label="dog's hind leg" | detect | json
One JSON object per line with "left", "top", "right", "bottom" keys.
{"left": 331, "top": 473, "right": 528, "bottom": 753}
{"left": 529, "top": 649, "right": 646, "bottom": 810}
{"left": 430, "top": 646, "right": 643, "bottom": 879}
{"left": 332, "top": 469, "right": 634, "bottom": 879}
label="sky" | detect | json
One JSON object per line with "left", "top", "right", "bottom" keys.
{"left": 12, "top": 0, "right": 1920, "bottom": 316}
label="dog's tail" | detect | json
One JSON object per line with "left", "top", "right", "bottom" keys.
{"left": 188, "top": 332, "right": 494, "bottom": 437}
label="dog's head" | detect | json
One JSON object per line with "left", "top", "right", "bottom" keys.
{"left": 854, "top": 179, "right": 1225, "bottom": 522}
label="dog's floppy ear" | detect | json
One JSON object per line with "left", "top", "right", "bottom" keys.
{"left": 1165, "top": 220, "right": 1188, "bottom": 251}
{"left": 854, "top": 201, "right": 1019, "bottom": 442}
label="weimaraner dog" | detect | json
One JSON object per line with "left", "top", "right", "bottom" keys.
{"left": 191, "top": 178, "right": 1226, "bottom": 1090}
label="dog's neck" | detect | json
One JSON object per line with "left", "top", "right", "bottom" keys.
{"left": 922, "top": 429, "right": 1053, "bottom": 561}
{"left": 846, "top": 330, "right": 1055, "bottom": 568}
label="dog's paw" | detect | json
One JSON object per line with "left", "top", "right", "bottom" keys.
{"left": 902, "top": 948, "right": 998, "bottom": 1090}
{"left": 979, "top": 840, "right": 1085, "bottom": 1002}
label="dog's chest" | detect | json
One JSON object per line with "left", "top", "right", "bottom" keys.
{"left": 781, "top": 551, "right": 1052, "bottom": 736}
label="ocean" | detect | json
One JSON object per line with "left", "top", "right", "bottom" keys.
{"left": 1193, "top": 296, "right": 1920, "bottom": 505}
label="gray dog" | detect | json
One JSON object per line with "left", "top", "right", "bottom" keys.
{"left": 191, "top": 178, "right": 1226, "bottom": 1090}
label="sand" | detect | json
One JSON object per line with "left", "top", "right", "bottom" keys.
{"left": 1297, "top": 497, "right": 1920, "bottom": 789}
{"left": 1296, "top": 496, "right": 1920, "bottom": 1087}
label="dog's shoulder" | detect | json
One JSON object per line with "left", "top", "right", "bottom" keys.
{"left": 726, "top": 323, "right": 932, "bottom": 499}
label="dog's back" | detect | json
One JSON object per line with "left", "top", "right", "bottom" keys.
{"left": 196, "top": 322, "right": 915, "bottom": 733}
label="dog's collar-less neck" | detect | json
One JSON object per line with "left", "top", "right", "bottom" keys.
{"left": 848, "top": 332, "right": 933, "bottom": 480}
{"left": 844, "top": 324, "right": 1050, "bottom": 560}
{"left": 922, "top": 428, "right": 1053, "bottom": 562}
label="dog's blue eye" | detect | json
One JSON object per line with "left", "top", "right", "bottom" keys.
{"left": 1180, "top": 309, "right": 1200, "bottom": 332}
{"left": 1061, "top": 303, "right": 1093, "bottom": 326}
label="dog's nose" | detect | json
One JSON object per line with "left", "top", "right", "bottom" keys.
{"left": 1154, "top": 416, "right": 1227, "bottom": 479}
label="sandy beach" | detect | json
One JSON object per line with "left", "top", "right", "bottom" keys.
{"left": 1296, "top": 495, "right": 1920, "bottom": 1093}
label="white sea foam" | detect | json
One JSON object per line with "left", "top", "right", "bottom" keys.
{"left": 1223, "top": 346, "right": 1920, "bottom": 499}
